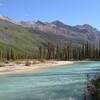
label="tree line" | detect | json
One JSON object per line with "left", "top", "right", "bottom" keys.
{"left": 0, "top": 42, "right": 100, "bottom": 61}
{"left": 38, "top": 42, "right": 100, "bottom": 61}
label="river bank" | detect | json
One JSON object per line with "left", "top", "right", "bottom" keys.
{"left": 0, "top": 61, "right": 74, "bottom": 75}
{"left": 84, "top": 74, "right": 100, "bottom": 100}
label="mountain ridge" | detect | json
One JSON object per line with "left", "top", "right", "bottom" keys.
{"left": 0, "top": 16, "right": 100, "bottom": 54}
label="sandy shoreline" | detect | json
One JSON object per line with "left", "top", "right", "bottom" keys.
{"left": 0, "top": 61, "right": 74, "bottom": 75}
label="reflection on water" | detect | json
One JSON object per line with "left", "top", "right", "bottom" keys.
{"left": 0, "top": 62, "right": 100, "bottom": 100}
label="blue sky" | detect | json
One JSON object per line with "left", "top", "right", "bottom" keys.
{"left": 0, "top": 0, "right": 100, "bottom": 29}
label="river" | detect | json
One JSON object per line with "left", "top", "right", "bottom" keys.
{"left": 0, "top": 62, "right": 100, "bottom": 100}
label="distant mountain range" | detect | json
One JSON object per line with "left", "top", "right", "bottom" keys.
{"left": 0, "top": 16, "right": 100, "bottom": 54}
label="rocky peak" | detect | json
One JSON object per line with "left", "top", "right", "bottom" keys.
{"left": 0, "top": 16, "right": 11, "bottom": 21}
{"left": 36, "top": 20, "right": 46, "bottom": 25}
{"left": 75, "top": 24, "right": 97, "bottom": 31}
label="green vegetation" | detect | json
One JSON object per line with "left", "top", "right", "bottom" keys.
{"left": 92, "top": 79, "right": 100, "bottom": 88}
{"left": 0, "top": 19, "right": 100, "bottom": 62}
{"left": 0, "top": 41, "right": 100, "bottom": 62}
{"left": 90, "top": 79, "right": 100, "bottom": 100}
{"left": 38, "top": 42, "right": 100, "bottom": 61}
{"left": 0, "top": 42, "right": 33, "bottom": 61}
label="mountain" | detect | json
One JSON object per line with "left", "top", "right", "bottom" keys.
{"left": 0, "top": 16, "right": 100, "bottom": 54}
{"left": 0, "top": 16, "right": 11, "bottom": 21}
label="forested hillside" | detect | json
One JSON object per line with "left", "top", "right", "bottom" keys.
{"left": 0, "top": 16, "right": 100, "bottom": 60}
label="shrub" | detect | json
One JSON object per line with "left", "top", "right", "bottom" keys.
{"left": 39, "top": 59, "right": 46, "bottom": 63}
{"left": 25, "top": 61, "right": 31, "bottom": 66}
{"left": 0, "top": 64, "right": 5, "bottom": 67}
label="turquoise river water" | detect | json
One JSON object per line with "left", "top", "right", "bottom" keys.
{"left": 0, "top": 62, "right": 100, "bottom": 100}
